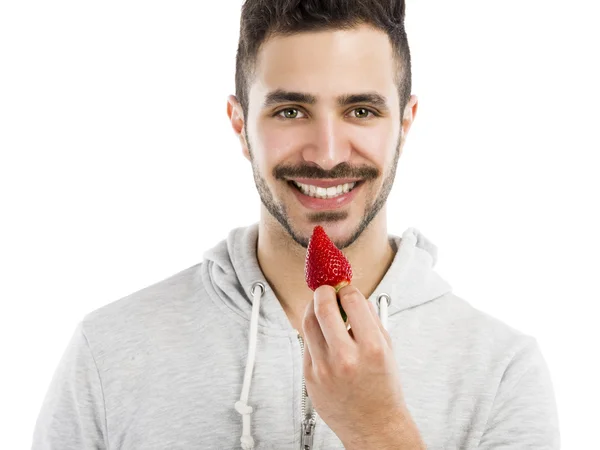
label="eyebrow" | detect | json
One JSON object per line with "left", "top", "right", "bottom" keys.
{"left": 262, "top": 89, "right": 390, "bottom": 111}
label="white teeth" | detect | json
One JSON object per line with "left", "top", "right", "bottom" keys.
{"left": 293, "top": 181, "right": 357, "bottom": 199}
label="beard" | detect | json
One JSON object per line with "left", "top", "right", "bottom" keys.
{"left": 246, "top": 128, "right": 402, "bottom": 250}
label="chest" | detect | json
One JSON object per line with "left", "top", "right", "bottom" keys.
{"left": 97, "top": 327, "right": 495, "bottom": 449}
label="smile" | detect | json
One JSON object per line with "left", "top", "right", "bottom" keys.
{"left": 286, "top": 178, "right": 364, "bottom": 211}
{"left": 290, "top": 180, "right": 359, "bottom": 199}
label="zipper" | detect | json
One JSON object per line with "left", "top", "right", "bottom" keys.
{"left": 298, "top": 332, "right": 317, "bottom": 450}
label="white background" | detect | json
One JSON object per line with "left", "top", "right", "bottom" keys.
{"left": 1, "top": 0, "right": 598, "bottom": 447}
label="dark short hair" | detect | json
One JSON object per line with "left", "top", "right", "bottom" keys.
{"left": 235, "top": 0, "right": 412, "bottom": 120}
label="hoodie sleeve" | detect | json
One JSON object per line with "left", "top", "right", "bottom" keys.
{"left": 478, "top": 337, "right": 560, "bottom": 449}
{"left": 31, "top": 321, "right": 108, "bottom": 449}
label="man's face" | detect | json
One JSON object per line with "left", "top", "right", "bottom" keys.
{"left": 232, "top": 24, "right": 415, "bottom": 249}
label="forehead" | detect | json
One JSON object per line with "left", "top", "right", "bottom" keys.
{"left": 250, "top": 24, "right": 398, "bottom": 107}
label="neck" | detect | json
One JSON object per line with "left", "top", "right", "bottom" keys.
{"left": 256, "top": 207, "right": 396, "bottom": 327}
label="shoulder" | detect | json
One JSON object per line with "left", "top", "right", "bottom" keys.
{"left": 407, "top": 292, "right": 540, "bottom": 368}
{"left": 79, "top": 262, "right": 207, "bottom": 354}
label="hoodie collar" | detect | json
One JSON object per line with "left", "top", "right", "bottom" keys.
{"left": 202, "top": 222, "right": 452, "bottom": 331}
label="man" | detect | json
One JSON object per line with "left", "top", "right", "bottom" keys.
{"left": 32, "top": 0, "right": 560, "bottom": 449}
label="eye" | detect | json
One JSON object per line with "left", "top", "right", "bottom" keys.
{"left": 351, "top": 107, "right": 376, "bottom": 119}
{"left": 276, "top": 108, "right": 306, "bottom": 119}
{"left": 274, "top": 107, "right": 378, "bottom": 120}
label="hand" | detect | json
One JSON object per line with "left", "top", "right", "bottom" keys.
{"left": 302, "top": 284, "right": 424, "bottom": 449}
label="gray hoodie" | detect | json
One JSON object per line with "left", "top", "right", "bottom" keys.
{"left": 31, "top": 223, "right": 560, "bottom": 449}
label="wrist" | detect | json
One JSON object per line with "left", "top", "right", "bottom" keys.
{"left": 343, "top": 408, "right": 425, "bottom": 450}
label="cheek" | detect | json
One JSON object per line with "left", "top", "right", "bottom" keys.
{"left": 351, "top": 126, "right": 396, "bottom": 165}
{"left": 256, "top": 121, "right": 305, "bottom": 163}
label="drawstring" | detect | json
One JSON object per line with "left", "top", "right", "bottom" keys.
{"left": 376, "top": 293, "right": 391, "bottom": 330}
{"left": 234, "top": 281, "right": 264, "bottom": 450}
{"left": 235, "top": 282, "right": 391, "bottom": 449}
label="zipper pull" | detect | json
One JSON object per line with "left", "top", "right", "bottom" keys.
{"left": 301, "top": 420, "right": 315, "bottom": 449}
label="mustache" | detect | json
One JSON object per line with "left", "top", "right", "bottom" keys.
{"left": 273, "top": 162, "right": 379, "bottom": 181}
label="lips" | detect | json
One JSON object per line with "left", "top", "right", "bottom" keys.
{"left": 288, "top": 179, "right": 363, "bottom": 211}
{"left": 287, "top": 178, "right": 362, "bottom": 188}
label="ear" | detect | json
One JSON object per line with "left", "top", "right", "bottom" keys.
{"left": 227, "top": 95, "right": 251, "bottom": 161}
{"left": 397, "top": 94, "right": 418, "bottom": 151}
{"left": 401, "top": 94, "right": 418, "bottom": 137}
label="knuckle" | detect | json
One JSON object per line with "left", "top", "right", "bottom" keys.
{"left": 314, "top": 300, "right": 335, "bottom": 321}
{"left": 314, "top": 363, "right": 330, "bottom": 380}
{"left": 336, "top": 354, "right": 358, "bottom": 376}
{"left": 364, "top": 340, "right": 386, "bottom": 361}
{"left": 338, "top": 284, "right": 358, "bottom": 296}
{"left": 339, "top": 288, "right": 363, "bottom": 306}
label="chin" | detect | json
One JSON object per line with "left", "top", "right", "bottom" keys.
{"left": 300, "top": 216, "right": 359, "bottom": 248}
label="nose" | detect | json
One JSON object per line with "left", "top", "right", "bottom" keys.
{"left": 301, "top": 115, "right": 351, "bottom": 171}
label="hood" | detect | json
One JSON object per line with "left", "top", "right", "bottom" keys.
{"left": 202, "top": 222, "right": 452, "bottom": 449}
{"left": 202, "top": 222, "right": 452, "bottom": 330}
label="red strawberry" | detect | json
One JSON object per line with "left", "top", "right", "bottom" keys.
{"left": 305, "top": 225, "right": 353, "bottom": 322}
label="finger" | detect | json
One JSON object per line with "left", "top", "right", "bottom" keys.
{"left": 303, "top": 336, "right": 313, "bottom": 370}
{"left": 368, "top": 300, "right": 385, "bottom": 332}
{"left": 302, "top": 297, "right": 328, "bottom": 365}
{"left": 338, "top": 285, "right": 380, "bottom": 345}
{"left": 314, "top": 285, "right": 353, "bottom": 350}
